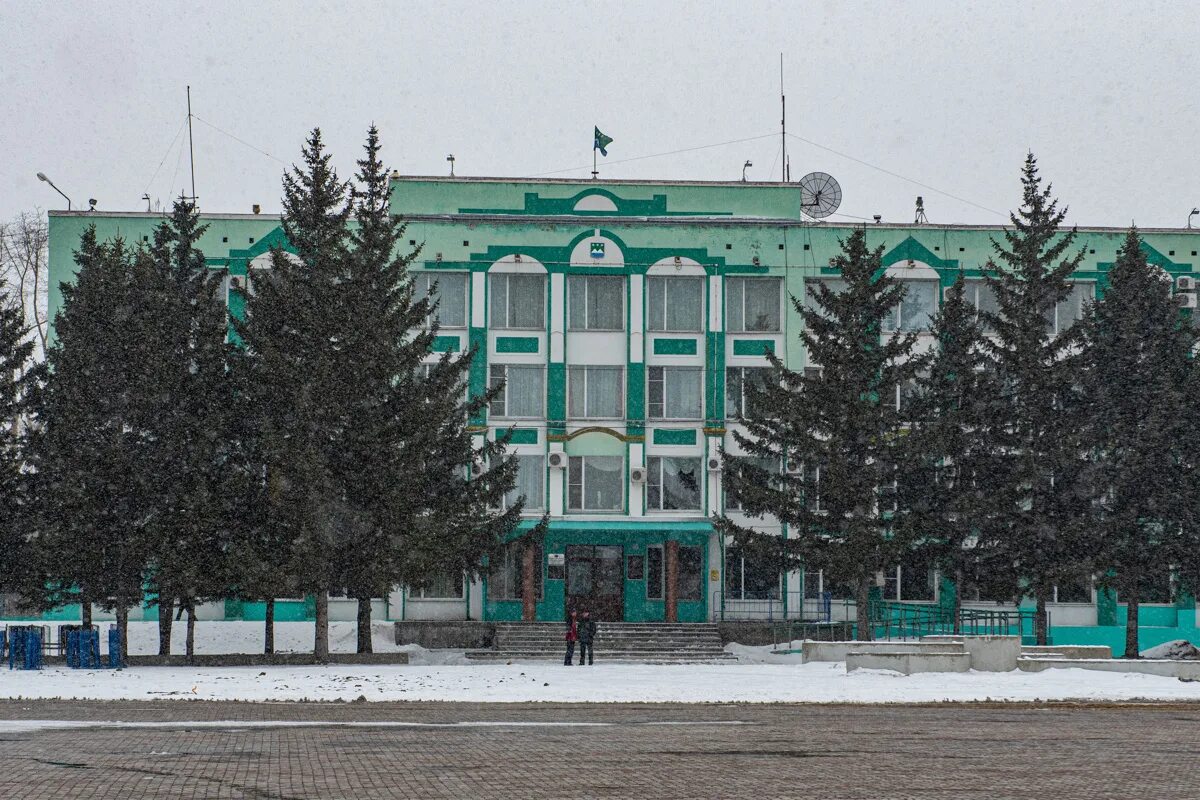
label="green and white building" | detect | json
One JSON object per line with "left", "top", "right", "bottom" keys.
{"left": 34, "top": 176, "right": 1200, "bottom": 649}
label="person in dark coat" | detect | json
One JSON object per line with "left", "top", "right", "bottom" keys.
{"left": 577, "top": 610, "right": 598, "bottom": 665}
{"left": 564, "top": 610, "right": 578, "bottom": 666}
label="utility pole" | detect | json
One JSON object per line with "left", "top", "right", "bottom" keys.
{"left": 780, "top": 54, "right": 787, "bottom": 183}
{"left": 187, "top": 85, "right": 197, "bottom": 206}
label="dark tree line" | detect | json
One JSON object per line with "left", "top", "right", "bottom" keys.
{"left": 721, "top": 154, "right": 1200, "bottom": 654}
{"left": 0, "top": 127, "right": 526, "bottom": 658}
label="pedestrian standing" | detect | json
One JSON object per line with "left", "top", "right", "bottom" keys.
{"left": 564, "top": 610, "right": 578, "bottom": 666}
{"left": 577, "top": 610, "right": 597, "bottom": 665}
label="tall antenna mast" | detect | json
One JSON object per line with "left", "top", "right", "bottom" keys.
{"left": 186, "top": 85, "right": 197, "bottom": 205}
{"left": 780, "top": 54, "right": 787, "bottom": 183}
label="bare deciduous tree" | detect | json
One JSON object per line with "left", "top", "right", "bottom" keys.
{"left": 0, "top": 210, "right": 50, "bottom": 359}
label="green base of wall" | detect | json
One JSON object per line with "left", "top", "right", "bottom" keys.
{"left": 1050, "top": 625, "right": 1200, "bottom": 653}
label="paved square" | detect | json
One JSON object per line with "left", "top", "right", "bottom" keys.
{"left": 0, "top": 699, "right": 1197, "bottom": 799}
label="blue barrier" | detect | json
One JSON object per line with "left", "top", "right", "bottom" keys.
{"left": 108, "top": 627, "right": 124, "bottom": 669}
{"left": 7, "top": 627, "right": 44, "bottom": 670}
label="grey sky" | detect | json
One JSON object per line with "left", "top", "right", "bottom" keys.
{"left": 3, "top": 1, "right": 1198, "bottom": 227}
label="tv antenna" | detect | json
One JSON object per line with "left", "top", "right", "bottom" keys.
{"left": 915, "top": 196, "right": 928, "bottom": 224}
{"left": 798, "top": 172, "right": 842, "bottom": 219}
{"left": 186, "top": 86, "right": 197, "bottom": 207}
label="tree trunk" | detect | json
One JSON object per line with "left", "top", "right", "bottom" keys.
{"left": 356, "top": 597, "right": 372, "bottom": 654}
{"left": 953, "top": 569, "right": 963, "bottom": 635}
{"left": 185, "top": 602, "right": 196, "bottom": 658}
{"left": 80, "top": 596, "right": 92, "bottom": 630}
{"left": 314, "top": 592, "right": 329, "bottom": 662}
{"left": 855, "top": 575, "right": 874, "bottom": 642}
{"left": 1125, "top": 588, "right": 1140, "bottom": 659}
{"left": 264, "top": 598, "right": 275, "bottom": 655}
{"left": 1034, "top": 589, "right": 1049, "bottom": 646}
{"left": 115, "top": 603, "right": 130, "bottom": 662}
{"left": 521, "top": 542, "right": 537, "bottom": 622}
{"left": 157, "top": 596, "right": 173, "bottom": 656}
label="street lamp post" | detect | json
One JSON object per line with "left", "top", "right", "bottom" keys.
{"left": 36, "top": 172, "right": 72, "bottom": 211}
{"left": 1189, "top": 208, "right": 1199, "bottom": 229}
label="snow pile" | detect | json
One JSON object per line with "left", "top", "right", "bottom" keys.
{"left": 1140, "top": 640, "right": 1200, "bottom": 660}
{"left": 4, "top": 662, "right": 1200, "bottom": 704}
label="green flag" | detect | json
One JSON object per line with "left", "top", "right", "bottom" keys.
{"left": 593, "top": 126, "right": 613, "bottom": 157}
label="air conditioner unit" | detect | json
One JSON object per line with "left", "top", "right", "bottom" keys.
{"left": 785, "top": 460, "right": 803, "bottom": 475}
{"left": 229, "top": 276, "right": 243, "bottom": 290}
{"left": 707, "top": 456, "right": 722, "bottom": 472}
{"left": 629, "top": 466, "right": 647, "bottom": 483}
{"left": 548, "top": 451, "right": 567, "bottom": 469}
{"left": 1178, "top": 292, "right": 1198, "bottom": 309}
{"left": 470, "top": 459, "right": 486, "bottom": 478}
{"left": 1178, "top": 276, "right": 1196, "bottom": 291}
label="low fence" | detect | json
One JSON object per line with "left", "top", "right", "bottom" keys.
{"left": 713, "top": 591, "right": 839, "bottom": 623}
{"left": 3, "top": 624, "right": 125, "bottom": 670}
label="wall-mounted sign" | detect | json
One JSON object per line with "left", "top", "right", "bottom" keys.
{"left": 590, "top": 241, "right": 606, "bottom": 259}
{"left": 548, "top": 553, "right": 566, "bottom": 567}
{"left": 710, "top": 569, "right": 720, "bottom": 583}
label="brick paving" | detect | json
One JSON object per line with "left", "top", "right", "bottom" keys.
{"left": 0, "top": 699, "right": 1197, "bottom": 799}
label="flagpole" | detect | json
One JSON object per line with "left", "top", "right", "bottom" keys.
{"left": 592, "top": 145, "right": 598, "bottom": 180}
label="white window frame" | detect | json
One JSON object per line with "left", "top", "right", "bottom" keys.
{"left": 408, "top": 571, "right": 465, "bottom": 600}
{"left": 646, "top": 455, "right": 703, "bottom": 511}
{"left": 1045, "top": 281, "right": 1094, "bottom": 336}
{"left": 725, "top": 366, "right": 773, "bottom": 419}
{"left": 727, "top": 276, "right": 783, "bottom": 333}
{"left": 567, "top": 366, "right": 624, "bottom": 420}
{"left": 647, "top": 366, "right": 703, "bottom": 420}
{"left": 502, "top": 453, "right": 546, "bottom": 512}
{"left": 883, "top": 279, "right": 938, "bottom": 333}
{"left": 490, "top": 273, "right": 546, "bottom": 330}
{"left": 567, "top": 455, "right": 625, "bottom": 512}
{"left": 414, "top": 271, "right": 469, "bottom": 328}
{"left": 647, "top": 275, "right": 704, "bottom": 332}
{"left": 488, "top": 364, "right": 545, "bottom": 419}
{"left": 568, "top": 275, "right": 625, "bottom": 331}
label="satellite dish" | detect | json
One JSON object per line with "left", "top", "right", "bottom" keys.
{"left": 798, "top": 172, "right": 842, "bottom": 219}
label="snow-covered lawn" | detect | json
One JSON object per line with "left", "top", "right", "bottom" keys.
{"left": 4, "top": 660, "right": 1200, "bottom": 704}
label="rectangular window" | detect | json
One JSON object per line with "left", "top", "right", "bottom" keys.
{"left": 961, "top": 279, "right": 1000, "bottom": 332}
{"left": 803, "top": 569, "right": 824, "bottom": 600}
{"left": 725, "top": 366, "right": 773, "bottom": 419}
{"left": 727, "top": 277, "right": 782, "bottom": 332}
{"left": 1054, "top": 574, "right": 1094, "bottom": 604}
{"left": 568, "top": 366, "right": 624, "bottom": 419}
{"left": 410, "top": 570, "right": 464, "bottom": 599}
{"left": 1045, "top": 282, "right": 1094, "bottom": 335}
{"left": 567, "top": 455, "right": 624, "bottom": 511}
{"left": 648, "top": 276, "right": 704, "bottom": 332}
{"left": 503, "top": 454, "right": 545, "bottom": 511}
{"left": 489, "top": 364, "right": 545, "bottom": 418}
{"left": 568, "top": 275, "right": 624, "bottom": 330}
{"left": 487, "top": 540, "right": 544, "bottom": 601}
{"left": 678, "top": 545, "right": 703, "bottom": 601}
{"left": 724, "top": 546, "right": 781, "bottom": 600}
{"left": 647, "top": 456, "right": 702, "bottom": 511}
{"left": 803, "top": 277, "right": 848, "bottom": 319}
{"left": 646, "top": 546, "right": 663, "bottom": 599}
{"left": 490, "top": 273, "right": 545, "bottom": 329}
{"left": 883, "top": 280, "right": 938, "bottom": 333}
{"left": 414, "top": 271, "right": 468, "bottom": 328}
{"left": 724, "top": 455, "right": 778, "bottom": 511}
{"left": 648, "top": 366, "right": 702, "bottom": 419}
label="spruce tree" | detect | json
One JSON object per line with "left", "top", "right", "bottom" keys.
{"left": 1081, "top": 228, "right": 1198, "bottom": 658}
{"left": 901, "top": 273, "right": 1007, "bottom": 630}
{"left": 0, "top": 287, "right": 35, "bottom": 602}
{"left": 134, "top": 201, "right": 236, "bottom": 657}
{"left": 982, "top": 154, "right": 1091, "bottom": 644}
{"left": 29, "top": 229, "right": 147, "bottom": 655}
{"left": 718, "top": 228, "right": 919, "bottom": 641}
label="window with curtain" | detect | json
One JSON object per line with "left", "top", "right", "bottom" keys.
{"left": 883, "top": 280, "right": 937, "bottom": 333}
{"left": 567, "top": 456, "right": 624, "bottom": 511}
{"left": 725, "top": 366, "right": 773, "bottom": 418}
{"left": 961, "top": 279, "right": 1000, "bottom": 332}
{"left": 487, "top": 540, "right": 543, "bottom": 601}
{"left": 568, "top": 366, "right": 624, "bottom": 419}
{"left": 489, "top": 273, "right": 545, "bottom": 329}
{"left": 409, "top": 570, "right": 465, "bottom": 599}
{"left": 413, "top": 271, "right": 468, "bottom": 328}
{"left": 647, "top": 456, "right": 702, "bottom": 511}
{"left": 502, "top": 454, "right": 545, "bottom": 511}
{"left": 726, "top": 276, "right": 782, "bottom": 332}
{"left": 488, "top": 364, "right": 545, "bottom": 418}
{"left": 1044, "top": 282, "right": 1094, "bottom": 335}
{"left": 648, "top": 275, "right": 704, "bottom": 331}
{"left": 724, "top": 546, "right": 781, "bottom": 600}
{"left": 647, "top": 366, "right": 702, "bottom": 419}
{"left": 568, "top": 275, "right": 624, "bottom": 330}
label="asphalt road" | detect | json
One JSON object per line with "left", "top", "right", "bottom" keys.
{"left": 0, "top": 699, "right": 1196, "bottom": 799}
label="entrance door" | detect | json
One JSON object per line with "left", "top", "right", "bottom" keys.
{"left": 566, "top": 545, "right": 624, "bottom": 621}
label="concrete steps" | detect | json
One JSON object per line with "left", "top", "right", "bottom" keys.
{"left": 466, "top": 622, "right": 736, "bottom": 663}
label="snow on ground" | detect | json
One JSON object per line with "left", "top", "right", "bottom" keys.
{"left": 1140, "top": 640, "right": 1200, "bottom": 660}
{"left": 3, "top": 660, "right": 1200, "bottom": 704}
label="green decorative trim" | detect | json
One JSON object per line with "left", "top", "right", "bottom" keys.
{"left": 495, "top": 336, "right": 539, "bottom": 354}
{"left": 1097, "top": 586, "right": 1118, "bottom": 626}
{"left": 705, "top": 331, "right": 725, "bottom": 428}
{"left": 627, "top": 362, "right": 645, "bottom": 421}
{"left": 732, "top": 338, "right": 774, "bottom": 356}
{"left": 509, "top": 428, "right": 539, "bottom": 444}
{"left": 459, "top": 189, "right": 733, "bottom": 218}
{"left": 880, "top": 235, "right": 961, "bottom": 271}
{"left": 652, "top": 337, "right": 698, "bottom": 356}
{"left": 652, "top": 428, "right": 698, "bottom": 445}
{"left": 547, "top": 362, "right": 566, "bottom": 423}
{"left": 432, "top": 334, "right": 461, "bottom": 353}
{"left": 468, "top": 327, "right": 488, "bottom": 426}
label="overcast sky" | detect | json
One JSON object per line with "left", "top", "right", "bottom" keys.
{"left": 3, "top": 1, "right": 1198, "bottom": 227}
